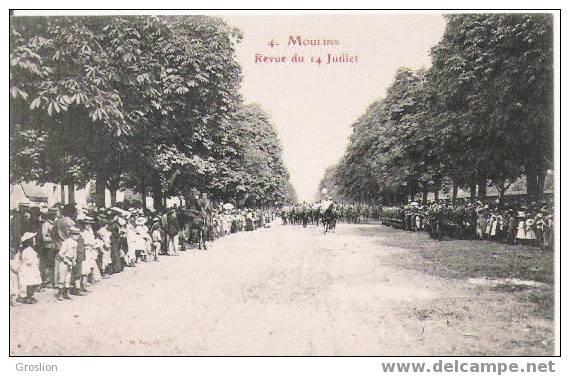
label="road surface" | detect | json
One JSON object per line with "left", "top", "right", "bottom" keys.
{"left": 10, "top": 222, "right": 553, "bottom": 355}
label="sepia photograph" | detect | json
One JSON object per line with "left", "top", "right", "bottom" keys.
{"left": 8, "top": 8, "right": 560, "bottom": 360}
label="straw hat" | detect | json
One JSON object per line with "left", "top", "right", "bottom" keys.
{"left": 21, "top": 232, "right": 37, "bottom": 242}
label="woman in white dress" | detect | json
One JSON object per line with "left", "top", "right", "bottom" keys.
{"left": 134, "top": 217, "right": 151, "bottom": 262}
{"left": 516, "top": 211, "right": 527, "bottom": 244}
{"left": 19, "top": 232, "right": 42, "bottom": 304}
{"left": 490, "top": 214, "right": 500, "bottom": 239}
{"left": 10, "top": 247, "right": 21, "bottom": 306}
{"left": 97, "top": 220, "right": 113, "bottom": 277}
{"left": 525, "top": 215, "right": 537, "bottom": 245}
{"left": 125, "top": 220, "right": 138, "bottom": 266}
{"left": 80, "top": 218, "right": 102, "bottom": 283}
{"left": 486, "top": 214, "right": 495, "bottom": 239}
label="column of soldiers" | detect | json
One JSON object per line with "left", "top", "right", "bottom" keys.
{"left": 379, "top": 199, "right": 554, "bottom": 249}
{"left": 280, "top": 200, "right": 382, "bottom": 227}
{"left": 9, "top": 193, "right": 277, "bottom": 306}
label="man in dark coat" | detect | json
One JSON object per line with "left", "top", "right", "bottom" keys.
{"left": 166, "top": 208, "right": 180, "bottom": 255}
{"left": 198, "top": 193, "right": 213, "bottom": 224}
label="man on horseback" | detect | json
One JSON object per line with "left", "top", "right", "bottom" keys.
{"left": 180, "top": 189, "right": 209, "bottom": 250}
{"left": 321, "top": 196, "right": 337, "bottom": 234}
{"left": 197, "top": 192, "right": 213, "bottom": 242}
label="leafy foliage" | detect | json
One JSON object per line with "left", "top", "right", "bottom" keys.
{"left": 321, "top": 14, "right": 553, "bottom": 204}
{"left": 10, "top": 15, "right": 296, "bottom": 207}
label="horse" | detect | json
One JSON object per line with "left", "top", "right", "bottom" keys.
{"left": 321, "top": 204, "right": 337, "bottom": 234}
{"left": 180, "top": 208, "right": 209, "bottom": 250}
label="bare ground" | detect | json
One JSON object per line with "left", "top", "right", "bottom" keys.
{"left": 10, "top": 222, "right": 555, "bottom": 356}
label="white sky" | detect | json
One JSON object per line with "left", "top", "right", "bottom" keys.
{"left": 224, "top": 14, "right": 447, "bottom": 200}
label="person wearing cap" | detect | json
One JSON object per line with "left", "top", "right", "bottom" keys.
{"left": 56, "top": 226, "right": 80, "bottom": 300}
{"left": 18, "top": 232, "right": 42, "bottom": 304}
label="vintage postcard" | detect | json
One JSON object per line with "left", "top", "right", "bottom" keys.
{"left": 8, "top": 8, "right": 560, "bottom": 366}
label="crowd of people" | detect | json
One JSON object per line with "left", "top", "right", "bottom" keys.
{"left": 380, "top": 199, "right": 555, "bottom": 249}
{"left": 9, "top": 192, "right": 276, "bottom": 306}
{"left": 10, "top": 190, "right": 555, "bottom": 307}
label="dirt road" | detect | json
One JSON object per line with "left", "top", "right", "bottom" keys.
{"left": 10, "top": 222, "right": 554, "bottom": 355}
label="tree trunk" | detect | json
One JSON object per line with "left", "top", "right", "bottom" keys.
{"left": 95, "top": 174, "right": 106, "bottom": 208}
{"left": 433, "top": 180, "right": 441, "bottom": 204}
{"left": 60, "top": 181, "right": 66, "bottom": 205}
{"left": 422, "top": 188, "right": 429, "bottom": 205}
{"left": 478, "top": 179, "right": 487, "bottom": 200}
{"left": 110, "top": 190, "right": 117, "bottom": 206}
{"left": 452, "top": 183, "right": 459, "bottom": 205}
{"left": 469, "top": 184, "right": 477, "bottom": 203}
{"left": 67, "top": 179, "right": 75, "bottom": 205}
{"left": 498, "top": 188, "right": 506, "bottom": 206}
{"left": 152, "top": 182, "right": 163, "bottom": 211}
{"left": 537, "top": 170, "right": 546, "bottom": 203}
{"left": 141, "top": 186, "right": 147, "bottom": 210}
{"left": 525, "top": 165, "right": 538, "bottom": 203}
{"left": 60, "top": 161, "right": 66, "bottom": 204}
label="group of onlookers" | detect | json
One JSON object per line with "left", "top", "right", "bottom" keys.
{"left": 380, "top": 199, "right": 554, "bottom": 249}
{"left": 9, "top": 199, "right": 276, "bottom": 306}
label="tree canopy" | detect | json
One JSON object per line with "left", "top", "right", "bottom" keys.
{"left": 10, "top": 15, "right": 296, "bottom": 208}
{"left": 321, "top": 14, "right": 554, "bottom": 205}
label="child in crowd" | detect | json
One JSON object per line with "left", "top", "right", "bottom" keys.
{"left": 525, "top": 214, "right": 537, "bottom": 245}
{"left": 151, "top": 218, "right": 162, "bottom": 262}
{"left": 10, "top": 246, "right": 21, "bottom": 306}
{"left": 516, "top": 211, "right": 527, "bottom": 244}
{"left": 124, "top": 218, "right": 138, "bottom": 267}
{"left": 97, "top": 216, "right": 113, "bottom": 277}
{"left": 134, "top": 217, "right": 151, "bottom": 262}
{"left": 56, "top": 226, "right": 80, "bottom": 301}
{"left": 18, "top": 232, "right": 42, "bottom": 304}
